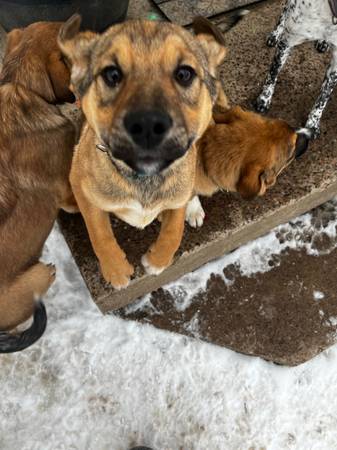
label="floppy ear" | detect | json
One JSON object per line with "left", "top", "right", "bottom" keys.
{"left": 5, "top": 28, "right": 24, "bottom": 57}
{"left": 58, "top": 14, "right": 98, "bottom": 97}
{"left": 193, "top": 16, "right": 226, "bottom": 46}
{"left": 193, "top": 13, "right": 247, "bottom": 72}
{"left": 213, "top": 106, "right": 245, "bottom": 124}
{"left": 260, "top": 169, "right": 276, "bottom": 190}
{"left": 237, "top": 163, "right": 264, "bottom": 200}
{"left": 193, "top": 17, "right": 227, "bottom": 72}
{"left": 1, "top": 38, "right": 55, "bottom": 102}
{"left": 47, "top": 51, "right": 76, "bottom": 103}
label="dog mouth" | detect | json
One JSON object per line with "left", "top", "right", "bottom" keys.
{"left": 127, "top": 156, "right": 171, "bottom": 176}
{"left": 105, "top": 137, "right": 195, "bottom": 176}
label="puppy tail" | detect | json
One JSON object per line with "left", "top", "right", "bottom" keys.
{"left": 0, "top": 301, "right": 47, "bottom": 354}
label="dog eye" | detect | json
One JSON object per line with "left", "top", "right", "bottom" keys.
{"left": 174, "top": 65, "right": 196, "bottom": 87}
{"left": 101, "top": 66, "right": 123, "bottom": 87}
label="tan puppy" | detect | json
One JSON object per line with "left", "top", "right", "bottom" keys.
{"left": 186, "top": 106, "right": 311, "bottom": 227}
{"left": 58, "top": 14, "right": 243, "bottom": 289}
{"left": 0, "top": 22, "right": 77, "bottom": 352}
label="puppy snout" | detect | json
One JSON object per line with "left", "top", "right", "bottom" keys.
{"left": 124, "top": 109, "right": 172, "bottom": 149}
{"left": 295, "top": 128, "right": 312, "bottom": 158}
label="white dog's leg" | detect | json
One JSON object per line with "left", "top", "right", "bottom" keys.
{"left": 306, "top": 50, "right": 337, "bottom": 138}
{"left": 267, "top": 0, "right": 294, "bottom": 47}
{"left": 186, "top": 196, "right": 205, "bottom": 228}
{"left": 255, "top": 39, "right": 292, "bottom": 113}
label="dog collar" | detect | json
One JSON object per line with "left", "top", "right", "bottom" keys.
{"left": 147, "top": 12, "right": 162, "bottom": 21}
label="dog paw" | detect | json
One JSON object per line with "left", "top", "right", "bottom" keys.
{"left": 254, "top": 96, "right": 270, "bottom": 113}
{"left": 267, "top": 32, "right": 278, "bottom": 47}
{"left": 141, "top": 253, "right": 168, "bottom": 276}
{"left": 315, "top": 40, "right": 329, "bottom": 53}
{"left": 186, "top": 196, "right": 205, "bottom": 228}
{"left": 46, "top": 263, "right": 57, "bottom": 281}
{"left": 32, "top": 262, "right": 56, "bottom": 298}
{"left": 100, "top": 259, "right": 134, "bottom": 290}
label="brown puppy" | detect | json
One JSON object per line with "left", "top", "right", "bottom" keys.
{"left": 58, "top": 14, "right": 241, "bottom": 289}
{"left": 186, "top": 106, "right": 310, "bottom": 227}
{"left": 0, "top": 22, "right": 77, "bottom": 352}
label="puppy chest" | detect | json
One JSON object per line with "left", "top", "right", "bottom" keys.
{"left": 113, "top": 201, "right": 162, "bottom": 229}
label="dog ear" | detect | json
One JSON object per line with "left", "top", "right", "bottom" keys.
{"left": 237, "top": 163, "right": 265, "bottom": 200}
{"left": 58, "top": 14, "right": 98, "bottom": 97}
{"left": 260, "top": 169, "right": 276, "bottom": 191}
{"left": 192, "top": 16, "right": 226, "bottom": 46}
{"left": 5, "top": 28, "right": 24, "bottom": 56}
{"left": 192, "top": 19, "right": 228, "bottom": 111}
{"left": 1, "top": 35, "right": 55, "bottom": 103}
{"left": 213, "top": 106, "right": 245, "bottom": 124}
{"left": 193, "top": 17, "right": 227, "bottom": 71}
{"left": 193, "top": 13, "right": 246, "bottom": 71}
{"left": 47, "top": 51, "right": 76, "bottom": 103}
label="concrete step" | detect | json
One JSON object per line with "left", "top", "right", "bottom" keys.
{"left": 119, "top": 200, "right": 337, "bottom": 366}
{"left": 59, "top": 1, "right": 337, "bottom": 319}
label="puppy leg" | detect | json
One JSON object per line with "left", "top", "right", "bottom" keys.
{"left": 255, "top": 39, "right": 292, "bottom": 113}
{"left": 306, "top": 51, "right": 337, "bottom": 138}
{"left": 0, "top": 262, "right": 55, "bottom": 331}
{"left": 60, "top": 192, "right": 79, "bottom": 213}
{"left": 186, "top": 196, "right": 205, "bottom": 228}
{"left": 59, "top": 180, "right": 80, "bottom": 213}
{"left": 267, "top": 0, "right": 293, "bottom": 47}
{"left": 72, "top": 186, "right": 134, "bottom": 289}
{"left": 142, "top": 207, "right": 186, "bottom": 275}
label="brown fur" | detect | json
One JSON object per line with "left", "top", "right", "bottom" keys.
{"left": 0, "top": 22, "right": 78, "bottom": 331}
{"left": 195, "top": 106, "right": 301, "bottom": 200}
{"left": 58, "top": 15, "right": 228, "bottom": 288}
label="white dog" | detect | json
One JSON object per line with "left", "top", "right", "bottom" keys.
{"left": 255, "top": 0, "right": 337, "bottom": 137}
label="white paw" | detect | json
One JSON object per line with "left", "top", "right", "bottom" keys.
{"left": 141, "top": 254, "right": 166, "bottom": 275}
{"left": 186, "top": 196, "right": 205, "bottom": 228}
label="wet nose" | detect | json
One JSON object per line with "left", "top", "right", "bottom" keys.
{"left": 124, "top": 109, "right": 172, "bottom": 149}
{"left": 295, "top": 128, "right": 312, "bottom": 158}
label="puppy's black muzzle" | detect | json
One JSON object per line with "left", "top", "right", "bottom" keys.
{"left": 107, "top": 109, "right": 190, "bottom": 175}
{"left": 111, "top": 140, "right": 189, "bottom": 176}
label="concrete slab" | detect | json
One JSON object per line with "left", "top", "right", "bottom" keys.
{"left": 59, "top": 1, "right": 337, "bottom": 319}
{"left": 119, "top": 200, "right": 337, "bottom": 366}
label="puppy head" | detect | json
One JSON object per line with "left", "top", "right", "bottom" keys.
{"left": 216, "top": 107, "right": 310, "bottom": 200}
{"left": 58, "top": 14, "right": 226, "bottom": 176}
{"left": 1, "top": 21, "right": 75, "bottom": 104}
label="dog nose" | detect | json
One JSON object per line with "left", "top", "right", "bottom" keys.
{"left": 295, "top": 128, "right": 312, "bottom": 158}
{"left": 124, "top": 110, "right": 172, "bottom": 149}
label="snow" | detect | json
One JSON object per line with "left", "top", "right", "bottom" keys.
{"left": 127, "top": 203, "right": 337, "bottom": 315}
{"left": 313, "top": 291, "right": 325, "bottom": 301}
{"left": 1, "top": 203, "right": 337, "bottom": 450}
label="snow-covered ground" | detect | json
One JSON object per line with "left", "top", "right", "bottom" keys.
{"left": 1, "top": 203, "right": 337, "bottom": 450}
